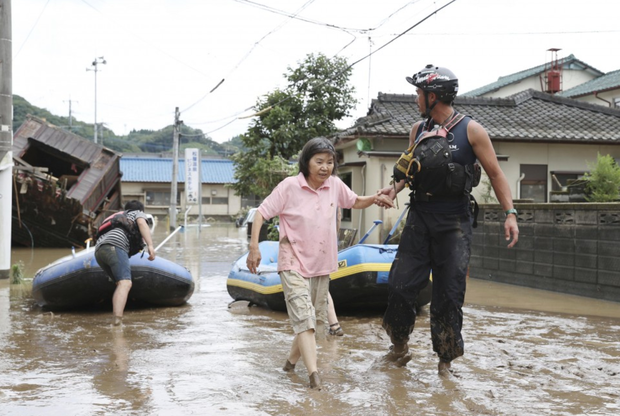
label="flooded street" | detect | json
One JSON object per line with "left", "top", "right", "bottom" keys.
{"left": 1, "top": 224, "right": 620, "bottom": 415}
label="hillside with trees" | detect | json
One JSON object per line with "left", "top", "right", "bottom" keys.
{"left": 12, "top": 94, "right": 243, "bottom": 156}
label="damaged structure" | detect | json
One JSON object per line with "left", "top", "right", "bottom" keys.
{"left": 12, "top": 115, "right": 122, "bottom": 248}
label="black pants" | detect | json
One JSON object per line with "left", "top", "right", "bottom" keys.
{"left": 382, "top": 206, "right": 472, "bottom": 362}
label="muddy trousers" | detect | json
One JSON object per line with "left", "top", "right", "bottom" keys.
{"left": 382, "top": 207, "right": 472, "bottom": 362}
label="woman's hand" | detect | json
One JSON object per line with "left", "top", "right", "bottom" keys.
{"left": 374, "top": 193, "right": 395, "bottom": 209}
{"left": 246, "top": 245, "right": 262, "bottom": 274}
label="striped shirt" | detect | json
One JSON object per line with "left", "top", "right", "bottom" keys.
{"left": 95, "top": 210, "right": 147, "bottom": 253}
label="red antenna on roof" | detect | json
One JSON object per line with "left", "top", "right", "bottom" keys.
{"left": 540, "top": 48, "right": 563, "bottom": 94}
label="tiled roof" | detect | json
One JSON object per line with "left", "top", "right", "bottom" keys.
{"left": 559, "top": 69, "right": 620, "bottom": 98}
{"left": 461, "top": 54, "right": 604, "bottom": 97}
{"left": 336, "top": 90, "right": 620, "bottom": 144}
{"left": 120, "top": 157, "right": 236, "bottom": 183}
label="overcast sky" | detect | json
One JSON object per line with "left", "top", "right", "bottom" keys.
{"left": 10, "top": 0, "right": 620, "bottom": 145}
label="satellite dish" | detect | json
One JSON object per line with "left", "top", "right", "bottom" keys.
{"left": 356, "top": 138, "right": 372, "bottom": 152}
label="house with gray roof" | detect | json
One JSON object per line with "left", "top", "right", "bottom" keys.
{"left": 120, "top": 156, "right": 241, "bottom": 219}
{"left": 463, "top": 52, "right": 620, "bottom": 112}
{"left": 559, "top": 69, "right": 620, "bottom": 108}
{"left": 462, "top": 54, "right": 604, "bottom": 99}
{"left": 332, "top": 91, "right": 620, "bottom": 244}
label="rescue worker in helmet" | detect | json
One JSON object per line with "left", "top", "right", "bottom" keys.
{"left": 375, "top": 64, "right": 519, "bottom": 375}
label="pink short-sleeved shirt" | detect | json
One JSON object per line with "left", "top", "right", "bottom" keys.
{"left": 258, "top": 173, "right": 358, "bottom": 278}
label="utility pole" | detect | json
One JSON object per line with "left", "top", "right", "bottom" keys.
{"left": 64, "top": 99, "right": 77, "bottom": 131}
{"left": 87, "top": 57, "right": 105, "bottom": 143}
{"left": 170, "top": 107, "right": 182, "bottom": 230}
{"left": 0, "top": 0, "right": 13, "bottom": 280}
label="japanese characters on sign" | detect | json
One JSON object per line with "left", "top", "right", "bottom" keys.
{"left": 185, "top": 148, "right": 200, "bottom": 205}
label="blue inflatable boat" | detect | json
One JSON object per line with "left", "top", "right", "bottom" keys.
{"left": 32, "top": 249, "right": 195, "bottom": 310}
{"left": 226, "top": 241, "right": 432, "bottom": 312}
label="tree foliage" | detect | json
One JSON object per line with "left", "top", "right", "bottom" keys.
{"left": 231, "top": 52, "right": 357, "bottom": 199}
{"left": 584, "top": 153, "right": 620, "bottom": 202}
{"left": 230, "top": 152, "right": 298, "bottom": 199}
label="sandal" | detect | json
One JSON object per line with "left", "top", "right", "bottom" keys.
{"left": 329, "top": 322, "right": 344, "bottom": 336}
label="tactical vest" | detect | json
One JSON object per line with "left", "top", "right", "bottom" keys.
{"left": 393, "top": 113, "right": 480, "bottom": 200}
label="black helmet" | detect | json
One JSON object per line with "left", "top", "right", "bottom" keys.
{"left": 406, "top": 64, "right": 459, "bottom": 103}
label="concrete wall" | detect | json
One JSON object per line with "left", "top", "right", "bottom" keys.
{"left": 470, "top": 203, "right": 620, "bottom": 303}
{"left": 571, "top": 87, "right": 620, "bottom": 107}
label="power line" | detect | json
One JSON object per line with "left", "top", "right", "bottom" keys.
{"left": 231, "top": 0, "right": 424, "bottom": 34}
{"left": 78, "top": 0, "right": 211, "bottom": 79}
{"left": 201, "top": 0, "right": 458, "bottom": 134}
{"left": 389, "top": 29, "right": 620, "bottom": 37}
{"left": 347, "top": 0, "right": 457, "bottom": 68}
{"left": 14, "top": 0, "right": 52, "bottom": 58}
{"left": 184, "top": 0, "right": 423, "bottom": 114}
{"left": 181, "top": 0, "right": 317, "bottom": 114}
{"left": 191, "top": 0, "right": 433, "bottom": 132}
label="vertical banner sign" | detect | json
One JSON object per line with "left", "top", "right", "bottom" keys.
{"left": 185, "top": 148, "right": 200, "bottom": 205}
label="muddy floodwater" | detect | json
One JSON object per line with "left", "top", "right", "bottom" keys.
{"left": 1, "top": 224, "right": 620, "bottom": 416}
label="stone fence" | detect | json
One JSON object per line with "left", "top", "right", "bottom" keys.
{"left": 470, "top": 203, "right": 620, "bottom": 303}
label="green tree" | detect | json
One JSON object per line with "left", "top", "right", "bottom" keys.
{"left": 230, "top": 52, "right": 357, "bottom": 198}
{"left": 230, "top": 152, "right": 297, "bottom": 199}
{"left": 584, "top": 153, "right": 620, "bottom": 202}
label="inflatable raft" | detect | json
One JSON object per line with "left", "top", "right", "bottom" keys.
{"left": 32, "top": 248, "right": 194, "bottom": 310}
{"left": 226, "top": 241, "right": 432, "bottom": 312}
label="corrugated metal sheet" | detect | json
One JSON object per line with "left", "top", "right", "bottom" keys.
{"left": 120, "top": 157, "right": 236, "bottom": 184}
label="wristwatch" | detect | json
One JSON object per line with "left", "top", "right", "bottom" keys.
{"left": 505, "top": 208, "right": 518, "bottom": 218}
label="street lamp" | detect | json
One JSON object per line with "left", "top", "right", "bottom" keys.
{"left": 86, "top": 57, "right": 106, "bottom": 144}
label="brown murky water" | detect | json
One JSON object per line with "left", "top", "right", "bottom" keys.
{"left": 1, "top": 224, "right": 620, "bottom": 415}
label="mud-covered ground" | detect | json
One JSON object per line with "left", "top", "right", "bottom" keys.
{"left": 1, "top": 224, "right": 619, "bottom": 415}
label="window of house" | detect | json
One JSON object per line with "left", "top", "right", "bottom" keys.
{"left": 146, "top": 190, "right": 178, "bottom": 206}
{"left": 122, "top": 194, "right": 145, "bottom": 207}
{"left": 340, "top": 172, "right": 353, "bottom": 221}
{"left": 614, "top": 97, "right": 620, "bottom": 108}
{"left": 212, "top": 197, "right": 229, "bottom": 205}
{"left": 198, "top": 196, "right": 230, "bottom": 205}
{"left": 550, "top": 171, "right": 585, "bottom": 191}
{"left": 520, "top": 164, "right": 547, "bottom": 202}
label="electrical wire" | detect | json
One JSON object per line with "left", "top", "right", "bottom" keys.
{"left": 188, "top": 0, "right": 422, "bottom": 113}
{"left": 181, "top": 0, "right": 317, "bottom": 114}
{"left": 14, "top": 0, "right": 52, "bottom": 58}
{"left": 205, "top": 0, "right": 458, "bottom": 132}
{"left": 231, "top": 0, "right": 423, "bottom": 34}
{"left": 78, "top": 0, "right": 211, "bottom": 79}
{"left": 347, "top": 0, "right": 456, "bottom": 69}
{"left": 192, "top": 0, "right": 434, "bottom": 133}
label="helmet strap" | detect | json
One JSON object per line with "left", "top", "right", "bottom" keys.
{"left": 424, "top": 91, "right": 438, "bottom": 118}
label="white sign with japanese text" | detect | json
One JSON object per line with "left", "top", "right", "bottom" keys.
{"left": 185, "top": 148, "right": 200, "bottom": 205}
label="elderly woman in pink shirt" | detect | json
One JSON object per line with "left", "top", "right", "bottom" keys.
{"left": 247, "top": 137, "right": 393, "bottom": 390}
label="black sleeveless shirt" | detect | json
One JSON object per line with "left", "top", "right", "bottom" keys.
{"left": 412, "top": 114, "right": 476, "bottom": 214}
